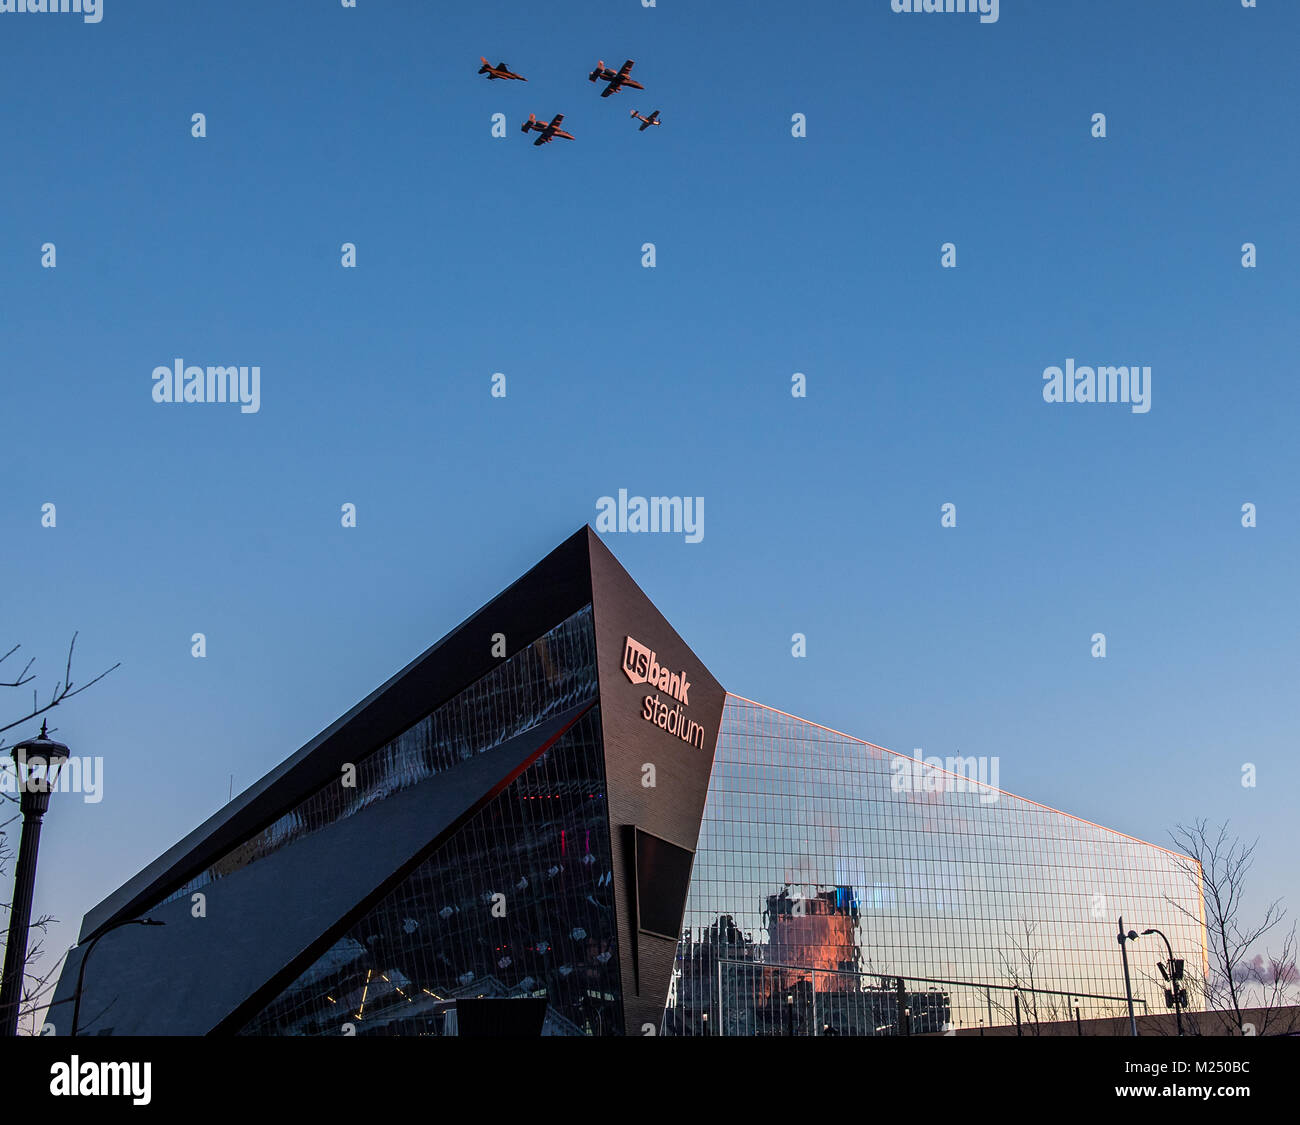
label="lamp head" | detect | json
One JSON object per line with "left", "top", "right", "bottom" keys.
{"left": 11, "top": 720, "right": 72, "bottom": 801}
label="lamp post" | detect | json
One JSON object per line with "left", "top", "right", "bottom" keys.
{"left": 71, "top": 917, "right": 165, "bottom": 1036}
{"left": 0, "top": 722, "right": 71, "bottom": 1037}
{"left": 1142, "top": 927, "right": 1185, "bottom": 1037}
{"left": 1117, "top": 917, "right": 1140, "bottom": 1037}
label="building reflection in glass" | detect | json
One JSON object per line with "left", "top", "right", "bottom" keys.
{"left": 665, "top": 695, "right": 1207, "bottom": 1035}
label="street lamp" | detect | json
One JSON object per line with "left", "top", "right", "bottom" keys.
{"left": 0, "top": 721, "right": 70, "bottom": 1037}
{"left": 1117, "top": 917, "right": 1140, "bottom": 1037}
{"left": 71, "top": 917, "right": 165, "bottom": 1036}
{"left": 1142, "top": 927, "right": 1186, "bottom": 1037}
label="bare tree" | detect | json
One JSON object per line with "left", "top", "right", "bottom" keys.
{"left": 0, "top": 634, "right": 119, "bottom": 747}
{"left": 1, "top": 633, "right": 118, "bottom": 1035}
{"left": 1167, "top": 819, "right": 1298, "bottom": 1035}
{"left": 1231, "top": 930, "right": 1300, "bottom": 1036}
{"left": 992, "top": 920, "right": 1074, "bottom": 1033}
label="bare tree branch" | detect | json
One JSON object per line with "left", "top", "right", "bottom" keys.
{"left": 0, "top": 645, "right": 36, "bottom": 689}
{"left": 1, "top": 633, "right": 118, "bottom": 1033}
{"left": 1166, "top": 818, "right": 1294, "bottom": 1034}
{"left": 0, "top": 632, "right": 120, "bottom": 743}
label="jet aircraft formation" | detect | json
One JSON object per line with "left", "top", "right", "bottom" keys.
{"left": 478, "top": 54, "right": 661, "bottom": 147}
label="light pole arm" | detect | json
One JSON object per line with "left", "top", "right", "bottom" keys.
{"left": 1147, "top": 927, "right": 1175, "bottom": 966}
{"left": 70, "top": 917, "right": 163, "bottom": 1036}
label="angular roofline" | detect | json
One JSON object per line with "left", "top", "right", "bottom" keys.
{"left": 722, "top": 692, "right": 1199, "bottom": 866}
{"left": 80, "top": 526, "right": 599, "bottom": 940}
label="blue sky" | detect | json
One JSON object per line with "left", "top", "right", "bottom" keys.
{"left": 2, "top": 0, "right": 1297, "bottom": 1015}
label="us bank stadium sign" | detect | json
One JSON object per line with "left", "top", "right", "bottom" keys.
{"left": 622, "top": 635, "right": 706, "bottom": 750}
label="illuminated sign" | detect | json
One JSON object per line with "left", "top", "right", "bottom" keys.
{"left": 623, "top": 635, "right": 705, "bottom": 750}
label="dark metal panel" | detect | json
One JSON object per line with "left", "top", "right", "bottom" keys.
{"left": 586, "top": 530, "right": 726, "bottom": 1036}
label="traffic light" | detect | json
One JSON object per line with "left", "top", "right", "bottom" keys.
{"left": 1158, "top": 958, "right": 1185, "bottom": 983}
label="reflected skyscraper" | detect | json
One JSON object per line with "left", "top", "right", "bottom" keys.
{"left": 667, "top": 696, "right": 1206, "bottom": 1035}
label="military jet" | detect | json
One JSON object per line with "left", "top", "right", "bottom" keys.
{"left": 630, "top": 109, "right": 661, "bottom": 131}
{"left": 588, "top": 59, "right": 643, "bottom": 97}
{"left": 479, "top": 58, "right": 527, "bottom": 81}
{"left": 521, "top": 113, "right": 574, "bottom": 146}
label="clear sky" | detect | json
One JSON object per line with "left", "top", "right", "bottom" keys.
{"left": 2, "top": 0, "right": 1297, "bottom": 1016}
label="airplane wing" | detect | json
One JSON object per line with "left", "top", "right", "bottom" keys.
{"left": 600, "top": 62, "right": 635, "bottom": 96}
{"left": 533, "top": 132, "right": 548, "bottom": 146}
{"left": 549, "top": 114, "right": 564, "bottom": 126}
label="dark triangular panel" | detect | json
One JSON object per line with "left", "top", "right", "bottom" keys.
{"left": 235, "top": 706, "right": 620, "bottom": 1037}
{"left": 586, "top": 531, "right": 727, "bottom": 1034}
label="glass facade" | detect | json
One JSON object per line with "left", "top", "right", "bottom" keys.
{"left": 238, "top": 704, "right": 622, "bottom": 1036}
{"left": 146, "top": 605, "right": 600, "bottom": 912}
{"left": 665, "top": 695, "right": 1208, "bottom": 1036}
